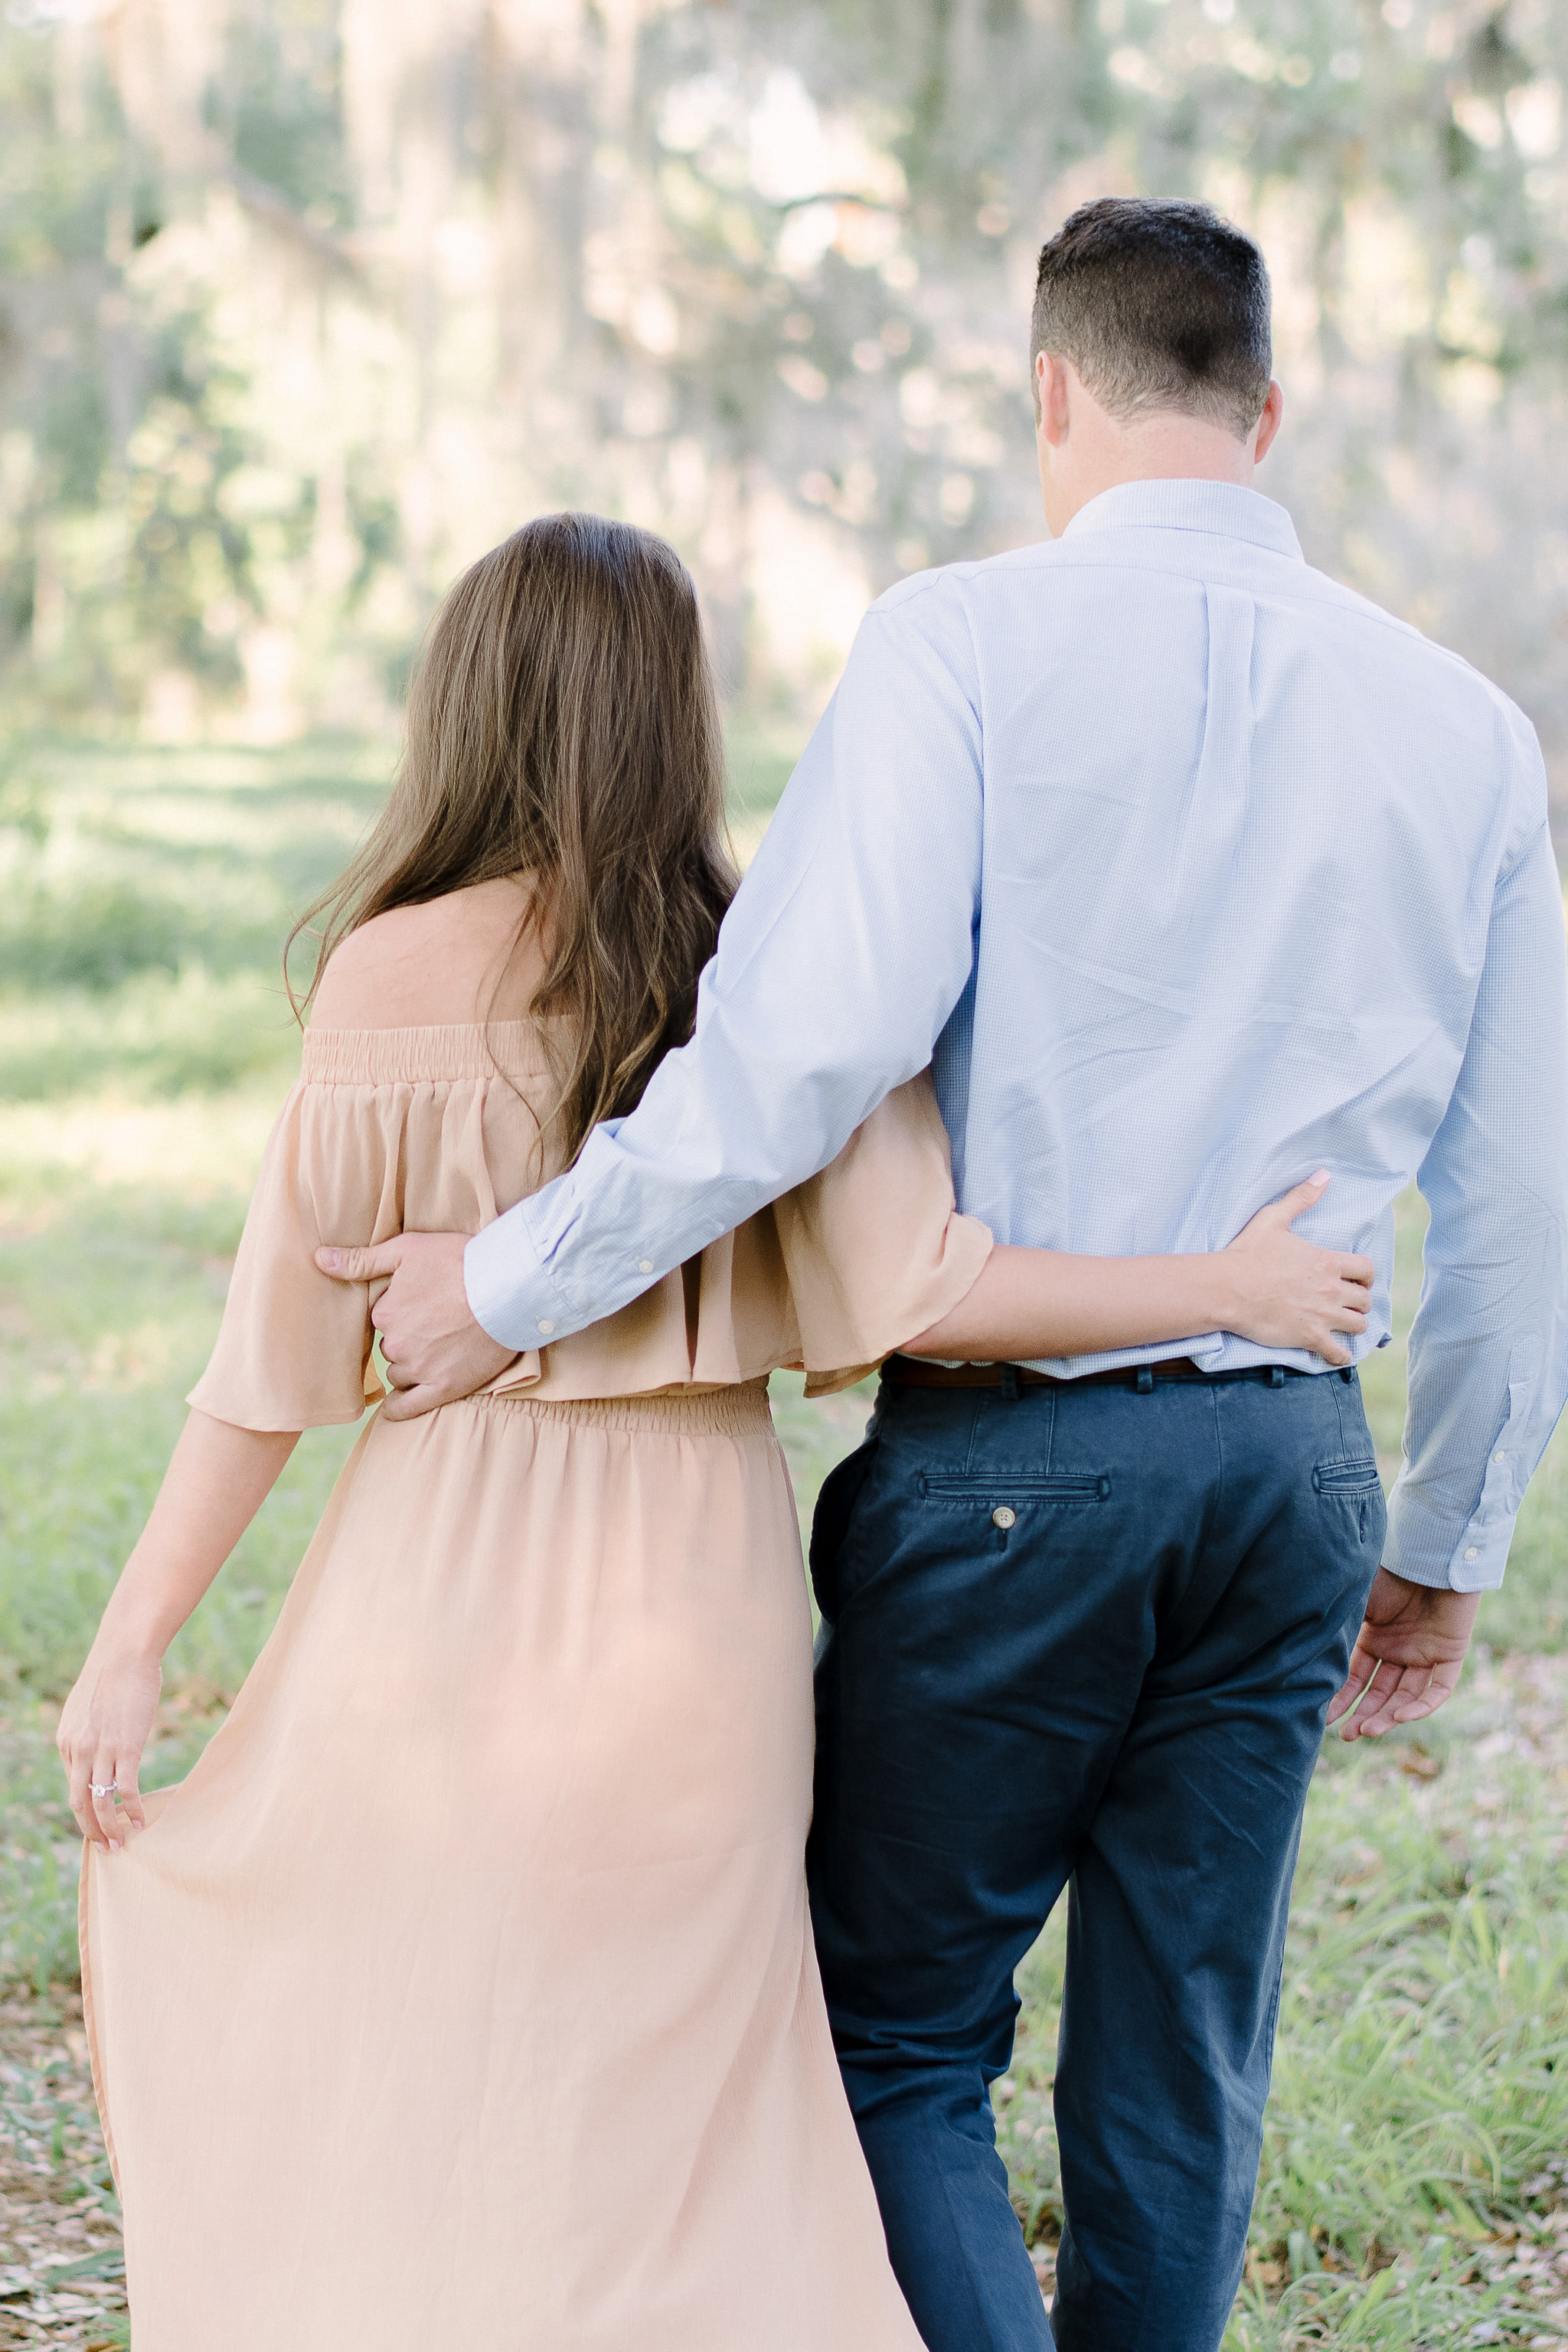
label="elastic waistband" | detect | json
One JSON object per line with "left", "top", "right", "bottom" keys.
{"left": 459, "top": 1379, "right": 773, "bottom": 1436}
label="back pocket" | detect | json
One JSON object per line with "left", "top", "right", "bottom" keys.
{"left": 1312, "top": 1455, "right": 1386, "bottom": 1548}
{"left": 1312, "top": 1458, "right": 1383, "bottom": 1495}
{"left": 919, "top": 1472, "right": 1111, "bottom": 1508}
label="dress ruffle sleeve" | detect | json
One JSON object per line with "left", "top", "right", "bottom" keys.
{"left": 191, "top": 1043, "right": 991, "bottom": 1424}
{"left": 188, "top": 1079, "right": 455, "bottom": 1432}
{"left": 495, "top": 1073, "right": 990, "bottom": 1402}
{"left": 766, "top": 1072, "right": 993, "bottom": 1395}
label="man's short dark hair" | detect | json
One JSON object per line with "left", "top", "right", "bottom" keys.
{"left": 1031, "top": 198, "right": 1272, "bottom": 439}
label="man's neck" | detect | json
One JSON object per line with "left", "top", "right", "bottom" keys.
{"left": 1046, "top": 449, "right": 1259, "bottom": 540}
{"left": 1039, "top": 403, "right": 1264, "bottom": 540}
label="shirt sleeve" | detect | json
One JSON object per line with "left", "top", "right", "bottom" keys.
{"left": 463, "top": 579, "right": 986, "bottom": 1352}
{"left": 1384, "top": 798, "right": 1568, "bottom": 1591}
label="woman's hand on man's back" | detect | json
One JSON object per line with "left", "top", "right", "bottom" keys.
{"left": 1220, "top": 1174, "right": 1374, "bottom": 1364}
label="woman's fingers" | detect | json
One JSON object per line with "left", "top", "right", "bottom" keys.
{"left": 57, "top": 1651, "right": 161, "bottom": 1854}
{"left": 115, "top": 1754, "right": 147, "bottom": 1835}
{"left": 64, "top": 1751, "right": 96, "bottom": 1843}
{"left": 61, "top": 1736, "right": 145, "bottom": 1849}
{"left": 1256, "top": 1171, "right": 1332, "bottom": 1230}
{"left": 89, "top": 1752, "right": 125, "bottom": 1850}
{"left": 68, "top": 1748, "right": 114, "bottom": 1849}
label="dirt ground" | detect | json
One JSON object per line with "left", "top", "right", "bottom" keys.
{"left": 0, "top": 1989, "right": 125, "bottom": 2351}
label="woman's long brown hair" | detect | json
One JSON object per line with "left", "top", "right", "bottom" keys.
{"left": 288, "top": 513, "right": 738, "bottom": 1165}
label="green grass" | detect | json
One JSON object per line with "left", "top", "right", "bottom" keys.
{"left": 2, "top": 732, "right": 1568, "bottom": 2345}
{"left": 998, "top": 1662, "right": 1568, "bottom": 2343}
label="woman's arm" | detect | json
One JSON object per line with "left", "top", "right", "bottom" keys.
{"left": 57, "top": 1410, "right": 300, "bottom": 1853}
{"left": 908, "top": 1174, "right": 1372, "bottom": 1367}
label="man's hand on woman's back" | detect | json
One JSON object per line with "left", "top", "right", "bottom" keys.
{"left": 315, "top": 1232, "right": 516, "bottom": 1419}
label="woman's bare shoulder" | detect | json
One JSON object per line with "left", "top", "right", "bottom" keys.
{"left": 310, "top": 878, "right": 543, "bottom": 1030}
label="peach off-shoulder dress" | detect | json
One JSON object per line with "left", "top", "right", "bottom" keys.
{"left": 79, "top": 1005, "right": 991, "bottom": 2350}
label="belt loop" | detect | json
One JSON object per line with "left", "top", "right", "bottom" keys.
{"left": 1339, "top": 1365, "right": 1354, "bottom": 1383}
{"left": 1135, "top": 1367, "right": 1154, "bottom": 1395}
{"left": 1268, "top": 1366, "right": 1285, "bottom": 1389}
{"left": 999, "top": 1364, "right": 1021, "bottom": 1403}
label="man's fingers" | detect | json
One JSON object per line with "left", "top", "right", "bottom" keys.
{"left": 315, "top": 1241, "right": 404, "bottom": 1283}
{"left": 1334, "top": 1653, "right": 1404, "bottom": 1739}
{"left": 1327, "top": 1642, "right": 1377, "bottom": 1725}
{"left": 1392, "top": 1655, "right": 1465, "bottom": 1723}
{"left": 1332, "top": 1576, "right": 1479, "bottom": 1741}
{"left": 1354, "top": 1663, "right": 1435, "bottom": 1740}
{"left": 1339, "top": 1654, "right": 1467, "bottom": 1742}
{"left": 379, "top": 1381, "right": 452, "bottom": 1423}
{"left": 1376, "top": 1655, "right": 1465, "bottom": 1731}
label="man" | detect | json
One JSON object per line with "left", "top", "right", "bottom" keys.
{"left": 319, "top": 200, "right": 1568, "bottom": 2351}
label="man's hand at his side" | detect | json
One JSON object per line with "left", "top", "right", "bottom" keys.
{"left": 315, "top": 1233, "right": 517, "bottom": 1420}
{"left": 1327, "top": 1567, "right": 1482, "bottom": 1741}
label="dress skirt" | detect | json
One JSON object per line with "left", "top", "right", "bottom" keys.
{"left": 80, "top": 1384, "right": 923, "bottom": 2350}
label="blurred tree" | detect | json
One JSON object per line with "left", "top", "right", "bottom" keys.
{"left": 0, "top": 0, "right": 1563, "bottom": 760}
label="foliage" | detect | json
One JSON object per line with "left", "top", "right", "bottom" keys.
{"left": 0, "top": 0, "right": 1565, "bottom": 747}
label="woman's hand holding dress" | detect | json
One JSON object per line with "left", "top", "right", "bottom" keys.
{"left": 57, "top": 1644, "right": 162, "bottom": 1852}
{"left": 57, "top": 1412, "right": 300, "bottom": 1851}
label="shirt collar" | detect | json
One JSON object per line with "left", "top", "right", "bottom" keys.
{"left": 1060, "top": 478, "right": 1304, "bottom": 561}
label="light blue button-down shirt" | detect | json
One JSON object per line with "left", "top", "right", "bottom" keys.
{"left": 466, "top": 479, "right": 1568, "bottom": 1593}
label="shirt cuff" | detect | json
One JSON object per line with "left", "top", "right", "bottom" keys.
{"left": 1382, "top": 1492, "right": 1514, "bottom": 1592}
{"left": 464, "top": 1203, "right": 574, "bottom": 1353}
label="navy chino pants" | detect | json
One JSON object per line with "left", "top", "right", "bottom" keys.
{"left": 805, "top": 1364, "right": 1385, "bottom": 2352}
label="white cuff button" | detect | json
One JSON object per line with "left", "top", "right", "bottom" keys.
{"left": 1463, "top": 1547, "right": 1478, "bottom": 1561}
{"left": 537, "top": 1319, "right": 555, "bottom": 1335}
{"left": 638, "top": 1259, "right": 654, "bottom": 1274}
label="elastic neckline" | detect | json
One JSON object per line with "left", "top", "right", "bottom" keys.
{"left": 302, "top": 1021, "right": 553, "bottom": 1086}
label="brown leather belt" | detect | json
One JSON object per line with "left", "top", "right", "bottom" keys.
{"left": 884, "top": 1354, "right": 1291, "bottom": 1390}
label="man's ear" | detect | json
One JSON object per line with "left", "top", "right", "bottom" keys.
{"left": 1251, "top": 379, "right": 1284, "bottom": 466}
{"left": 1036, "top": 351, "right": 1071, "bottom": 448}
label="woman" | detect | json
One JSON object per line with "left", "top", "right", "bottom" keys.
{"left": 58, "top": 515, "right": 1370, "bottom": 2350}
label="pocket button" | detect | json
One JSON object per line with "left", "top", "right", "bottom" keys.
{"left": 991, "top": 1505, "right": 1017, "bottom": 1530}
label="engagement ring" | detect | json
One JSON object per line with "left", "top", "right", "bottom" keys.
{"left": 89, "top": 1781, "right": 119, "bottom": 1799}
